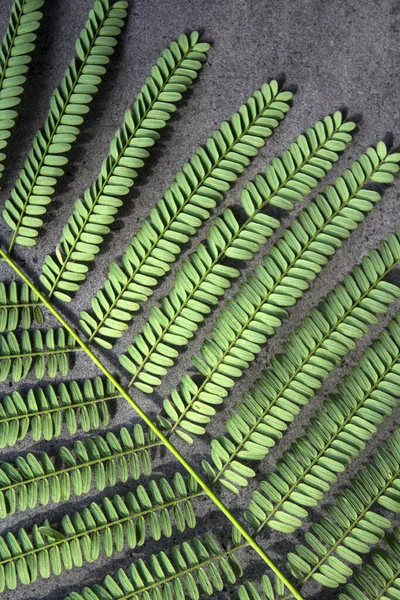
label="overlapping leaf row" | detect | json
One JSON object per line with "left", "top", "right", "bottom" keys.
{"left": 0, "top": 326, "right": 77, "bottom": 382}
{"left": 206, "top": 233, "right": 400, "bottom": 496}
{"left": 41, "top": 32, "right": 210, "bottom": 302}
{"left": 340, "top": 530, "right": 400, "bottom": 600}
{"left": 119, "top": 112, "right": 355, "bottom": 394}
{"left": 241, "top": 313, "right": 400, "bottom": 533}
{"left": 0, "top": 474, "right": 198, "bottom": 591}
{"left": 3, "top": 0, "right": 128, "bottom": 249}
{"left": 237, "top": 233, "right": 400, "bottom": 531}
{"left": 0, "top": 280, "right": 43, "bottom": 332}
{"left": 65, "top": 535, "right": 245, "bottom": 600}
{"left": 0, "top": 423, "right": 157, "bottom": 517}
{"left": 159, "top": 145, "right": 400, "bottom": 445}
{"left": 80, "top": 81, "right": 292, "bottom": 345}
{"left": 287, "top": 429, "right": 400, "bottom": 591}
{"left": 0, "top": 376, "right": 115, "bottom": 448}
{"left": 0, "top": 0, "right": 44, "bottom": 177}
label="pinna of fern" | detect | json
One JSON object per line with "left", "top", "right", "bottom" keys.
{"left": 41, "top": 30, "right": 211, "bottom": 302}
{"left": 339, "top": 529, "right": 400, "bottom": 600}
{"left": 286, "top": 428, "right": 400, "bottom": 591}
{"left": 204, "top": 228, "right": 400, "bottom": 495}
{"left": 0, "top": 473, "right": 199, "bottom": 592}
{"left": 158, "top": 145, "right": 400, "bottom": 444}
{"left": 0, "top": 375, "right": 113, "bottom": 448}
{"left": 118, "top": 111, "right": 356, "bottom": 391}
{"left": 241, "top": 311, "right": 400, "bottom": 535}
{"left": 3, "top": 0, "right": 129, "bottom": 249}
{"left": 0, "top": 0, "right": 45, "bottom": 178}
{"left": 79, "top": 79, "right": 292, "bottom": 335}
{"left": 1, "top": 228, "right": 399, "bottom": 522}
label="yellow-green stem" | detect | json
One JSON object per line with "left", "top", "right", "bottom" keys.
{"left": 0, "top": 246, "right": 305, "bottom": 600}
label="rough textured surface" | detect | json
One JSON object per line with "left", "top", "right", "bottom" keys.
{"left": 0, "top": 0, "right": 398, "bottom": 599}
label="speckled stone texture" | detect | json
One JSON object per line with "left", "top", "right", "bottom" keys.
{"left": 0, "top": 0, "right": 398, "bottom": 599}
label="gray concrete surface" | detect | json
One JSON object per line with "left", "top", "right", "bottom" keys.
{"left": 0, "top": 0, "right": 398, "bottom": 598}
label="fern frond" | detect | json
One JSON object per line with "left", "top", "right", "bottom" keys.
{"left": 119, "top": 112, "right": 356, "bottom": 390}
{"left": 79, "top": 81, "right": 292, "bottom": 335}
{"left": 159, "top": 146, "right": 400, "bottom": 444}
{"left": 215, "top": 237, "right": 400, "bottom": 509}
{"left": 0, "top": 473, "right": 198, "bottom": 591}
{"left": 0, "top": 326, "right": 77, "bottom": 382}
{"left": 3, "top": 0, "right": 128, "bottom": 249}
{"left": 65, "top": 535, "right": 243, "bottom": 600}
{"left": 340, "top": 531, "right": 400, "bottom": 600}
{"left": 0, "top": 280, "right": 43, "bottom": 332}
{"left": 204, "top": 232, "right": 400, "bottom": 495}
{"left": 240, "top": 313, "right": 400, "bottom": 529}
{"left": 0, "top": 0, "right": 44, "bottom": 177}
{"left": 239, "top": 575, "right": 290, "bottom": 600}
{"left": 287, "top": 428, "right": 400, "bottom": 589}
{"left": 41, "top": 32, "right": 210, "bottom": 302}
{"left": 0, "top": 423, "right": 157, "bottom": 516}
{"left": 0, "top": 376, "right": 115, "bottom": 448}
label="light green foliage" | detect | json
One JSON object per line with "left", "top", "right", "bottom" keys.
{"left": 0, "top": 376, "right": 114, "bottom": 447}
{"left": 0, "top": 2, "right": 398, "bottom": 599}
{"left": 119, "top": 113, "right": 356, "bottom": 393}
{"left": 0, "top": 474, "right": 198, "bottom": 591}
{"left": 80, "top": 80, "right": 292, "bottom": 343}
{"left": 0, "top": 423, "right": 156, "bottom": 516}
{"left": 3, "top": 0, "right": 129, "bottom": 249}
{"left": 42, "top": 32, "right": 210, "bottom": 301}
{"left": 0, "top": 0, "right": 44, "bottom": 177}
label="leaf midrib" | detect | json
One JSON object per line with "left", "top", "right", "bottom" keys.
{"left": 126, "top": 120, "right": 345, "bottom": 388}
{"left": 49, "top": 38, "right": 199, "bottom": 299}
{"left": 170, "top": 157, "right": 387, "bottom": 438}
{"left": 8, "top": 3, "right": 112, "bottom": 253}
{"left": 88, "top": 89, "right": 284, "bottom": 341}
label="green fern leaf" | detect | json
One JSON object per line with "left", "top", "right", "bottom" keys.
{"left": 287, "top": 428, "right": 400, "bottom": 589}
{"left": 65, "top": 535, "right": 243, "bottom": 600}
{"left": 40, "top": 31, "right": 210, "bottom": 302}
{"left": 0, "top": 280, "right": 43, "bottom": 332}
{"left": 3, "top": 0, "right": 128, "bottom": 249}
{"left": 207, "top": 274, "right": 400, "bottom": 496}
{"left": 0, "top": 326, "right": 77, "bottom": 382}
{"left": 119, "top": 112, "right": 355, "bottom": 390}
{"left": 239, "top": 574, "right": 289, "bottom": 600}
{"left": 0, "top": 423, "right": 156, "bottom": 516}
{"left": 0, "top": 473, "right": 198, "bottom": 591}
{"left": 0, "top": 376, "right": 116, "bottom": 447}
{"left": 339, "top": 532, "right": 400, "bottom": 600}
{"left": 0, "top": 0, "right": 44, "bottom": 177}
{"left": 160, "top": 147, "right": 400, "bottom": 444}
{"left": 240, "top": 312, "right": 400, "bottom": 529}
{"left": 79, "top": 80, "right": 292, "bottom": 335}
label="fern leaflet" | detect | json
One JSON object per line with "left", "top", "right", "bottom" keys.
{"left": 206, "top": 261, "right": 400, "bottom": 495}
{"left": 3, "top": 0, "right": 128, "bottom": 249}
{"left": 0, "top": 280, "right": 43, "bottom": 332}
{"left": 0, "top": 326, "right": 77, "bottom": 382}
{"left": 41, "top": 32, "right": 210, "bottom": 301}
{"left": 0, "top": 423, "right": 157, "bottom": 516}
{"left": 0, "top": 0, "right": 44, "bottom": 177}
{"left": 65, "top": 535, "right": 244, "bottom": 600}
{"left": 159, "top": 145, "right": 400, "bottom": 444}
{"left": 0, "top": 376, "right": 115, "bottom": 447}
{"left": 240, "top": 313, "right": 400, "bottom": 529}
{"left": 79, "top": 80, "right": 292, "bottom": 333}
{"left": 287, "top": 429, "right": 400, "bottom": 590}
{"left": 0, "top": 473, "right": 198, "bottom": 590}
{"left": 119, "top": 112, "right": 355, "bottom": 390}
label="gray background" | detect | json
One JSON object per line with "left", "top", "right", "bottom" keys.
{"left": 0, "top": 0, "right": 399, "bottom": 598}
